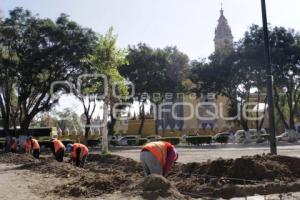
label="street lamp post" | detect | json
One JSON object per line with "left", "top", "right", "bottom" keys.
{"left": 260, "top": 0, "right": 277, "bottom": 154}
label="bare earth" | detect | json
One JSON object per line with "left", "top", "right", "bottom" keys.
{"left": 1, "top": 144, "right": 300, "bottom": 200}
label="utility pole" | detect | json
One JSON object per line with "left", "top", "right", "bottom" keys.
{"left": 261, "top": 0, "right": 277, "bottom": 154}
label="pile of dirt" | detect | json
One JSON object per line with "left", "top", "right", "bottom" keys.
{"left": 3, "top": 152, "right": 300, "bottom": 199}
{"left": 54, "top": 172, "right": 132, "bottom": 198}
{"left": 0, "top": 152, "right": 35, "bottom": 165}
{"left": 16, "top": 158, "right": 83, "bottom": 178}
{"left": 87, "top": 154, "right": 143, "bottom": 173}
{"left": 172, "top": 154, "right": 300, "bottom": 181}
{"left": 168, "top": 154, "right": 300, "bottom": 199}
{"left": 128, "top": 174, "right": 190, "bottom": 200}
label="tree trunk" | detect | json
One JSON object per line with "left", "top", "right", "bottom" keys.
{"left": 274, "top": 88, "right": 289, "bottom": 129}
{"left": 108, "top": 104, "right": 116, "bottom": 136}
{"left": 101, "top": 102, "right": 109, "bottom": 154}
{"left": 255, "top": 92, "right": 260, "bottom": 130}
{"left": 138, "top": 102, "right": 145, "bottom": 135}
{"left": 20, "top": 119, "right": 30, "bottom": 136}
{"left": 155, "top": 102, "right": 159, "bottom": 135}
{"left": 84, "top": 119, "right": 91, "bottom": 145}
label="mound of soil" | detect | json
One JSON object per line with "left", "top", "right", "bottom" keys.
{"left": 168, "top": 154, "right": 300, "bottom": 199}
{"left": 54, "top": 172, "right": 132, "bottom": 198}
{"left": 87, "top": 154, "right": 143, "bottom": 173}
{"left": 173, "top": 154, "right": 300, "bottom": 182}
{"left": 2, "top": 152, "right": 300, "bottom": 199}
{"left": 129, "top": 174, "right": 190, "bottom": 200}
{"left": 0, "top": 152, "right": 35, "bottom": 165}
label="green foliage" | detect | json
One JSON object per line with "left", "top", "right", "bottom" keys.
{"left": 87, "top": 139, "right": 100, "bottom": 147}
{"left": 215, "top": 136, "right": 229, "bottom": 144}
{"left": 109, "top": 140, "right": 118, "bottom": 146}
{"left": 138, "top": 138, "right": 148, "bottom": 146}
{"left": 126, "top": 139, "right": 138, "bottom": 146}
{"left": 158, "top": 137, "right": 180, "bottom": 145}
{"left": 186, "top": 136, "right": 212, "bottom": 145}
{"left": 39, "top": 140, "right": 51, "bottom": 148}
{"left": 0, "top": 8, "right": 97, "bottom": 134}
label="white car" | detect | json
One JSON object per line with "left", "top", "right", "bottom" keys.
{"left": 276, "top": 130, "right": 298, "bottom": 142}
{"left": 146, "top": 135, "right": 161, "bottom": 142}
{"left": 117, "top": 135, "right": 139, "bottom": 146}
{"left": 234, "top": 129, "right": 267, "bottom": 144}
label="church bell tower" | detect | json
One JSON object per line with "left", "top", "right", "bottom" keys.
{"left": 214, "top": 6, "right": 233, "bottom": 53}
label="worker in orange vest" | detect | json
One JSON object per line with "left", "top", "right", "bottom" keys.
{"left": 140, "top": 141, "right": 178, "bottom": 176}
{"left": 10, "top": 138, "right": 18, "bottom": 153}
{"left": 50, "top": 138, "right": 66, "bottom": 162}
{"left": 66, "top": 143, "right": 89, "bottom": 167}
{"left": 25, "top": 136, "right": 40, "bottom": 159}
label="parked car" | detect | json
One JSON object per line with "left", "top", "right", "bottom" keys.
{"left": 234, "top": 129, "right": 267, "bottom": 144}
{"left": 117, "top": 135, "right": 139, "bottom": 146}
{"left": 212, "top": 132, "right": 234, "bottom": 143}
{"left": 276, "top": 132, "right": 290, "bottom": 142}
{"left": 276, "top": 130, "right": 298, "bottom": 142}
{"left": 146, "top": 135, "right": 161, "bottom": 142}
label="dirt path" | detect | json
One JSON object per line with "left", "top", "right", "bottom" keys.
{"left": 0, "top": 163, "right": 145, "bottom": 200}
{"left": 0, "top": 164, "right": 62, "bottom": 200}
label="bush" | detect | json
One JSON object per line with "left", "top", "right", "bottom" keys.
{"left": 215, "top": 136, "right": 229, "bottom": 144}
{"left": 138, "top": 138, "right": 148, "bottom": 146}
{"left": 110, "top": 140, "right": 118, "bottom": 146}
{"left": 257, "top": 134, "right": 270, "bottom": 143}
{"left": 127, "top": 139, "right": 138, "bottom": 146}
{"left": 87, "top": 139, "right": 100, "bottom": 147}
{"left": 158, "top": 137, "right": 180, "bottom": 145}
{"left": 0, "top": 140, "right": 5, "bottom": 149}
{"left": 39, "top": 140, "right": 50, "bottom": 148}
{"left": 186, "top": 136, "right": 212, "bottom": 145}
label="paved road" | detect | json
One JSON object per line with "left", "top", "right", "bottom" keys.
{"left": 111, "top": 144, "right": 300, "bottom": 163}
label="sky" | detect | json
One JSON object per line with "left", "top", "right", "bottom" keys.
{"left": 2, "top": 0, "right": 300, "bottom": 116}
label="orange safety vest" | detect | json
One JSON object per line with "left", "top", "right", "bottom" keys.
{"left": 53, "top": 139, "right": 66, "bottom": 153}
{"left": 71, "top": 143, "right": 89, "bottom": 160}
{"left": 142, "top": 141, "right": 172, "bottom": 167}
{"left": 31, "top": 139, "right": 40, "bottom": 150}
{"left": 24, "top": 140, "right": 32, "bottom": 152}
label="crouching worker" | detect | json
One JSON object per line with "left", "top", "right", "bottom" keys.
{"left": 66, "top": 143, "right": 88, "bottom": 167}
{"left": 140, "top": 141, "right": 178, "bottom": 176}
{"left": 50, "top": 138, "right": 65, "bottom": 162}
{"left": 25, "top": 136, "right": 40, "bottom": 159}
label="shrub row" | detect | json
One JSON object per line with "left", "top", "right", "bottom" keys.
{"left": 127, "top": 138, "right": 148, "bottom": 146}
{"left": 186, "top": 136, "right": 212, "bottom": 145}
{"left": 157, "top": 137, "right": 180, "bottom": 145}
{"left": 214, "top": 136, "right": 228, "bottom": 144}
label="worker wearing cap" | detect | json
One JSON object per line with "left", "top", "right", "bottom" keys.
{"left": 10, "top": 138, "right": 18, "bottom": 153}
{"left": 140, "top": 141, "right": 178, "bottom": 176}
{"left": 66, "top": 143, "right": 89, "bottom": 167}
{"left": 50, "top": 138, "right": 66, "bottom": 162}
{"left": 25, "top": 136, "right": 40, "bottom": 159}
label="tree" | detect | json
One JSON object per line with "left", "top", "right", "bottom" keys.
{"left": 242, "top": 25, "right": 300, "bottom": 131}
{"left": 89, "top": 28, "right": 128, "bottom": 153}
{"left": 120, "top": 44, "right": 189, "bottom": 135}
{"left": 0, "top": 8, "right": 97, "bottom": 135}
{"left": 190, "top": 24, "right": 300, "bottom": 134}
